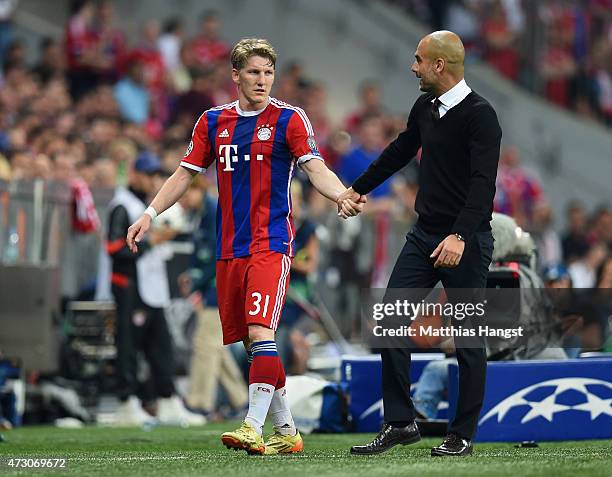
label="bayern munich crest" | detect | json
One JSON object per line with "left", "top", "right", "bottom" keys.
{"left": 257, "top": 125, "right": 273, "bottom": 141}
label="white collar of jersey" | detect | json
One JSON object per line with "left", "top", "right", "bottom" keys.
{"left": 433, "top": 78, "right": 472, "bottom": 109}
{"left": 236, "top": 97, "right": 271, "bottom": 116}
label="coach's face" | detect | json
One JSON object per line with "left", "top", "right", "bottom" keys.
{"left": 233, "top": 55, "right": 275, "bottom": 109}
{"left": 411, "top": 39, "right": 440, "bottom": 93}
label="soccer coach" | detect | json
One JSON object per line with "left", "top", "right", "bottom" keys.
{"left": 342, "top": 31, "right": 502, "bottom": 457}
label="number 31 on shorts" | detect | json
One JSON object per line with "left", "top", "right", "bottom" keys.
{"left": 248, "top": 292, "right": 270, "bottom": 318}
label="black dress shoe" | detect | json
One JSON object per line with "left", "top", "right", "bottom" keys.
{"left": 350, "top": 422, "right": 421, "bottom": 455}
{"left": 431, "top": 433, "right": 473, "bottom": 457}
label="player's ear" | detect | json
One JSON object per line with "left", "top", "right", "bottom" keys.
{"left": 231, "top": 68, "right": 240, "bottom": 85}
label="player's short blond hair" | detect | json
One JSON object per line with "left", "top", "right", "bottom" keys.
{"left": 231, "top": 38, "right": 277, "bottom": 70}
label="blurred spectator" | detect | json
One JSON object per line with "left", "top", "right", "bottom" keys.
{"left": 568, "top": 241, "right": 609, "bottom": 288}
{"left": 338, "top": 115, "right": 391, "bottom": 201}
{"left": 94, "top": 157, "right": 117, "bottom": 189}
{"left": 588, "top": 205, "right": 612, "bottom": 247}
{"left": 4, "top": 38, "right": 25, "bottom": 67}
{"left": 171, "top": 44, "right": 195, "bottom": 93}
{"left": 494, "top": 146, "right": 543, "bottom": 228}
{"left": 302, "top": 81, "right": 332, "bottom": 149}
{"left": 173, "top": 68, "right": 214, "bottom": 126}
{"left": 561, "top": 200, "right": 590, "bottom": 263}
{"left": 128, "top": 20, "right": 167, "bottom": 125}
{"left": 33, "top": 154, "right": 52, "bottom": 180}
{"left": 540, "top": 16, "right": 578, "bottom": 108}
{"left": 188, "top": 9, "right": 230, "bottom": 68}
{"left": 92, "top": 0, "right": 126, "bottom": 83}
{"left": 108, "top": 137, "right": 137, "bottom": 186}
{"left": 530, "top": 200, "right": 563, "bottom": 271}
{"left": 54, "top": 152, "right": 100, "bottom": 233}
{"left": 321, "top": 129, "right": 351, "bottom": 171}
{"left": 31, "top": 37, "right": 66, "bottom": 85}
{"left": 274, "top": 74, "right": 301, "bottom": 105}
{"left": 113, "top": 60, "right": 150, "bottom": 125}
{"left": 444, "top": 0, "right": 480, "bottom": 54}
{"left": 481, "top": 0, "right": 520, "bottom": 80}
{"left": 344, "top": 80, "right": 386, "bottom": 132}
{"left": 158, "top": 17, "right": 184, "bottom": 74}
{"left": 8, "top": 152, "right": 30, "bottom": 180}
{"left": 64, "top": 0, "right": 99, "bottom": 99}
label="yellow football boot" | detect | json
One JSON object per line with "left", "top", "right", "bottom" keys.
{"left": 221, "top": 421, "right": 265, "bottom": 455}
{"left": 263, "top": 428, "right": 304, "bottom": 455}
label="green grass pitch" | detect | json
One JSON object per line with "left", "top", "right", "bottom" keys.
{"left": 0, "top": 422, "right": 610, "bottom": 476}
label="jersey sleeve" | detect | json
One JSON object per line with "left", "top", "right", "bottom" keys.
{"left": 180, "top": 112, "right": 214, "bottom": 173}
{"left": 285, "top": 110, "right": 324, "bottom": 166}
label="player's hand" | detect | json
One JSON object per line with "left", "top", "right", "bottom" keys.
{"left": 337, "top": 187, "right": 367, "bottom": 219}
{"left": 126, "top": 214, "right": 151, "bottom": 253}
{"left": 431, "top": 234, "right": 465, "bottom": 268}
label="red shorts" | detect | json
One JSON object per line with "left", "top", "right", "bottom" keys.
{"left": 216, "top": 251, "right": 292, "bottom": 345}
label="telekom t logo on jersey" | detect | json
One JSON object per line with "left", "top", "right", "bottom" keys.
{"left": 218, "top": 145, "right": 263, "bottom": 172}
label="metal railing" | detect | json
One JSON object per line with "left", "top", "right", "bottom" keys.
{"left": 0, "top": 179, "right": 71, "bottom": 266}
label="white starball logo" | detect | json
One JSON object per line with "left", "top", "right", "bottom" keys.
{"left": 479, "top": 377, "right": 612, "bottom": 425}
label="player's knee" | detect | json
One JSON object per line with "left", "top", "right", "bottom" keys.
{"left": 248, "top": 324, "right": 274, "bottom": 342}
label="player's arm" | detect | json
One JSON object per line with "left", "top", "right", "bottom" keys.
{"left": 300, "top": 159, "right": 364, "bottom": 218}
{"left": 126, "top": 166, "right": 195, "bottom": 253}
{"left": 285, "top": 111, "right": 364, "bottom": 217}
{"left": 300, "top": 159, "right": 345, "bottom": 204}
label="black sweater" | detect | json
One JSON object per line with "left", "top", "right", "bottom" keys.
{"left": 352, "top": 91, "right": 502, "bottom": 240}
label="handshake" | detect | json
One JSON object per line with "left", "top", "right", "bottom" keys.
{"left": 337, "top": 187, "right": 367, "bottom": 219}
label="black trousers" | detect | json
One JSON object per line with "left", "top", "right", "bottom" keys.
{"left": 112, "top": 282, "right": 176, "bottom": 401}
{"left": 381, "top": 224, "right": 494, "bottom": 439}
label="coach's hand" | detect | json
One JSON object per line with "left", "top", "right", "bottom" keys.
{"left": 431, "top": 234, "right": 465, "bottom": 268}
{"left": 337, "top": 187, "right": 367, "bottom": 219}
{"left": 126, "top": 214, "right": 151, "bottom": 253}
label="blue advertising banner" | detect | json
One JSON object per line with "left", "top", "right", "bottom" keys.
{"left": 448, "top": 359, "right": 612, "bottom": 442}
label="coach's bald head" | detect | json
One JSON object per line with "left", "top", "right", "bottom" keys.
{"left": 412, "top": 30, "right": 466, "bottom": 96}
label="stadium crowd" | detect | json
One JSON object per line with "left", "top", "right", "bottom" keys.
{"left": 389, "top": 0, "right": 612, "bottom": 127}
{"left": 0, "top": 0, "right": 609, "bottom": 403}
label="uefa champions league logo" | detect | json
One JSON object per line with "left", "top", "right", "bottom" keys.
{"left": 479, "top": 377, "right": 612, "bottom": 425}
